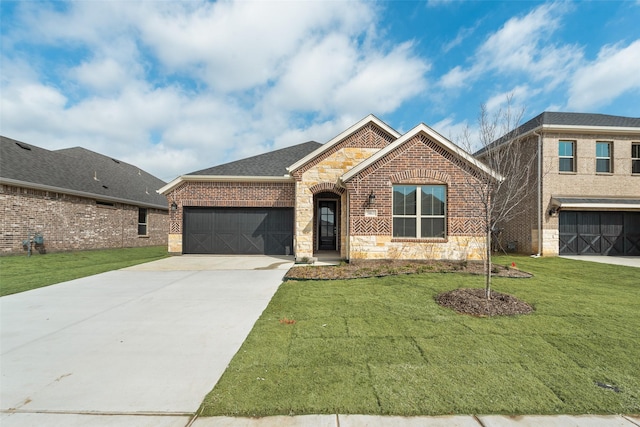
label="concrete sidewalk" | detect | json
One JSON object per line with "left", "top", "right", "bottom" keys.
{"left": 193, "top": 414, "right": 640, "bottom": 426}
{"left": 2, "top": 413, "right": 638, "bottom": 426}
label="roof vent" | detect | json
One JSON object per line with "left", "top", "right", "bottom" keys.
{"left": 111, "top": 158, "right": 120, "bottom": 164}
{"left": 102, "top": 185, "right": 109, "bottom": 189}
{"left": 16, "top": 142, "right": 31, "bottom": 151}
{"left": 94, "top": 171, "right": 100, "bottom": 181}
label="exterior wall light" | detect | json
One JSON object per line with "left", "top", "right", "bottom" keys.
{"left": 170, "top": 201, "right": 178, "bottom": 211}
{"left": 368, "top": 190, "right": 376, "bottom": 207}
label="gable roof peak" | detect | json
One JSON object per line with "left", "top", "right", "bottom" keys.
{"left": 341, "top": 122, "right": 500, "bottom": 183}
{"left": 286, "top": 114, "right": 401, "bottom": 174}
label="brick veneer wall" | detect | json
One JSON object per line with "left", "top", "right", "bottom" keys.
{"left": 344, "top": 134, "right": 488, "bottom": 260}
{"left": 165, "top": 180, "right": 296, "bottom": 252}
{"left": 479, "top": 135, "right": 540, "bottom": 255}
{"left": 490, "top": 132, "right": 640, "bottom": 256}
{"left": 166, "top": 181, "right": 295, "bottom": 233}
{"left": 0, "top": 184, "right": 168, "bottom": 254}
{"left": 539, "top": 132, "right": 640, "bottom": 255}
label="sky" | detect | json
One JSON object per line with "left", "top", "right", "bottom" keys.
{"left": 1, "top": 1, "right": 639, "bottom": 182}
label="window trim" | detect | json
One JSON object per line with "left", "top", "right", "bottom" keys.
{"left": 558, "top": 140, "right": 576, "bottom": 173}
{"left": 596, "top": 141, "right": 612, "bottom": 174}
{"left": 392, "top": 184, "right": 447, "bottom": 239}
{"left": 632, "top": 143, "right": 640, "bottom": 175}
{"left": 138, "top": 208, "right": 148, "bottom": 236}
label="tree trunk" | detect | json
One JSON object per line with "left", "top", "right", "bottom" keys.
{"left": 485, "top": 222, "right": 492, "bottom": 300}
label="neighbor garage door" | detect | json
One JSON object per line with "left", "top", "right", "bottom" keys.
{"left": 559, "top": 211, "right": 640, "bottom": 255}
{"left": 183, "top": 207, "right": 294, "bottom": 255}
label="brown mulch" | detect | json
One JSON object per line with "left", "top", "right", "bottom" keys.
{"left": 436, "top": 288, "right": 534, "bottom": 317}
{"left": 284, "top": 259, "right": 532, "bottom": 281}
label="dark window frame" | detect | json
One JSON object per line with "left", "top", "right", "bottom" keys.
{"left": 138, "top": 208, "right": 148, "bottom": 236}
{"left": 632, "top": 143, "right": 640, "bottom": 174}
{"left": 392, "top": 185, "right": 447, "bottom": 239}
{"left": 596, "top": 141, "right": 612, "bottom": 173}
{"left": 558, "top": 140, "right": 575, "bottom": 172}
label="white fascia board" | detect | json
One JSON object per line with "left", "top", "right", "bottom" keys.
{"left": 541, "top": 124, "right": 640, "bottom": 135}
{"left": 1, "top": 177, "right": 168, "bottom": 210}
{"left": 157, "top": 174, "right": 292, "bottom": 195}
{"left": 485, "top": 124, "right": 640, "bottom": 156}
{"left": 341, "top": 123, "right": 502, "bottom": 183}
{"left": 286, "top": 114, "right": 401, "bottom": 174}
{"left": 502, "top": 124, "right": 639, "bottom": 145}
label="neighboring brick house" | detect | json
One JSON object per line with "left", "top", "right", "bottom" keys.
{"left": 0, "top": 136, "right": 169, "bottom": 254}
{"left": 477, "top": 112, "right": 640, "bottom": 256}
{"left": 159, "top": 115, "right": 498, "bottom": 261}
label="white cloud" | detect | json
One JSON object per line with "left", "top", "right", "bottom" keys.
{"left": 1, "top": 0, "right": 430, "bottom": 181}
{"left": 431, "top": 116, "right": 473, "bottom": 146}
{"left": 440, "top": 3, "right": 581, "bottom": 90}
{"left": 442, "top": 23, "right": 480, "bottom": 53}
{"left": 568, "top": 40, "right": 640, "bottom": 110}
{"left": 137, "top": 1, "right": 377, "bottom": 92}
{"left": 485, "top": 85, "right": 537, "bottom": 115}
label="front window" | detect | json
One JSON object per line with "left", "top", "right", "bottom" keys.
{"left": 632, "top": 143, "right": 640, "bottom": 174}
{"left": 558, "top": 141, "right": 575, "bottom": 172}
{"left": 393, "top": 185, "right": 446, "bottom": 238}
{"left": 596, "top": 142, "right": 612, "bottom": 173}
{"left": 138, "top": 208, "right": 148, "bottom": 235}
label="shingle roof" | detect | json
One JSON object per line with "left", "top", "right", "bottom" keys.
{"left": 476, "top": 112, "right": 640, "bottom": 156}
{"left": 516, "top": 111, "right": 640, "bottom": 135}
{"left": 187, "top": 141, "right": 322, "bottom": 176}
{"left": 0, "top": 136, "right": 168, "bottom": 209}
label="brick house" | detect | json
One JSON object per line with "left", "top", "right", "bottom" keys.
{"left": 159, "top": 115, "right": 498, "bottom": 261}
{"left": 477, "top": 112, "right": 640, "bottom": 256}
{"left": 0, "top": 136, "right": 169, "bottom": 254}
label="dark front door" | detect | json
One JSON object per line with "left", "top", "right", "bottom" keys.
{"left": 318, "top": 200, "right": 337, "bottom": 250}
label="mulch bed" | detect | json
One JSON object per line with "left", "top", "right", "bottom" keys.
{"left": 435, "top": 288, "right": 534, "bottom": 317}
{"left": 285, "top": 259, "right": 532, "bottom": 281}
{"left": 285, "top": 259, "right": 534, "bottom": 317}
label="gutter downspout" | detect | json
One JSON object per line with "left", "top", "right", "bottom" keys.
{"left": 532, "top": 131, "right": 542, "bottom": 257}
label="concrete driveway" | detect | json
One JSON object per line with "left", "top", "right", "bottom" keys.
{"left": 1, "top": 255, "right": 293, "bottom": 426}
{"left": 560, "top": 255, "right": 640, "bottom": 268}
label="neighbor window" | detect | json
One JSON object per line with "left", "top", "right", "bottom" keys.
{"left": 596, "top": 142, "right": 612, "bottom": 173}
{"left": 632, "top": 143, "right": 640, "bottom": 174}
{"left": 138, "top": 208, "right": 148, "bottom": 235}
{"left": 558, "top": 141, "right": 575, "bottom": 172}
{"left": 393, "top": 185, "right": 446, "bottom": 238}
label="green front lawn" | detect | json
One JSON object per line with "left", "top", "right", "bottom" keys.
{"left": 201, "top": 256, "right": 640, "bottom": 417}
{"left": 0, "top": 246, "right": 168, "bottom": 296}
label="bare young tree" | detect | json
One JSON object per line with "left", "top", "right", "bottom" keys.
{"left": 457, "top": 96, "right": 537, "bottom": 299}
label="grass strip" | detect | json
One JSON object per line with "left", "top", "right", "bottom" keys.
{"left": 0, "top": 246, "right": 168, "bottom": 296}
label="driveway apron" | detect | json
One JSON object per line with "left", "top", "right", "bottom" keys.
{"left": 1, "top": 256, "right": 291, "bottom": 426}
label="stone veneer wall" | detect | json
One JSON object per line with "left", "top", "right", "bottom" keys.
{"left": 0, "top": 184, "right": 168, "bottom": 254}
{"left": 345, "top": 134, "right": 488, "bottom": 261}
{"left": 291, "top": 123, "right": 395, "bottom": 259}
{"left": 165, "top": 181, "right": 295, "bottom": 253}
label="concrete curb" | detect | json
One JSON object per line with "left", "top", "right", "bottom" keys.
{"left": 191, "top": 414, "right": 640, "bottom": 427}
